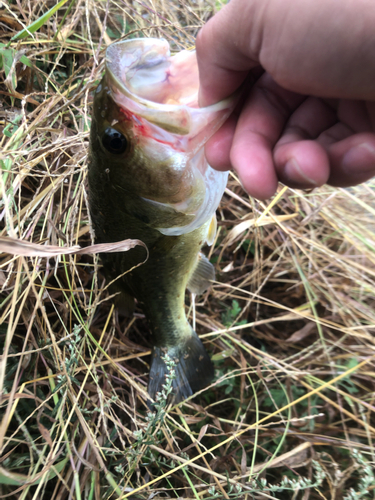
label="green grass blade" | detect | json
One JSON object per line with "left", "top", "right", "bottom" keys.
{"left": 2, "top": 49, "right": 16, "bottom": 89}
{"left": 0, "top": 458, "right": 69, "bottom": 486}
{"left": 11, "top": 0, "right": 69, "bottom": 41}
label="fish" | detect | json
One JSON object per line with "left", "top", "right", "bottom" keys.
{"left": 88, "top": 38, "right": 236, "bottom": 403}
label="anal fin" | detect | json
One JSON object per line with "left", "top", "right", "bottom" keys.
{"left": 187, "top": 252, "right": 215, "bottom": 295}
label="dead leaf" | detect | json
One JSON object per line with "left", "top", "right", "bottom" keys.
{"left": 0, "top": 13, "right": 23, "bottom": 30}
{"left": 286, "top": 322, "right": 316, "bottom": 343}
{"left": 0, "top": 235, "right": 147, "bottom": 258}
{"left": 38, "top": 422, "right": 53, "bottom": 448}
{"left": 197, "top": 424, "right": 208, "bottom": 442}
{"left": 0, "top": 270, "right": 6, "bottom": 286}
{"left": 250, "top": 442, "right": 312, "bottom": 473}
{"left": 222, "top": 261, "right": 234, "bottom": 273}
{"left": 224, "top": 214, "right": 299, "bottom": 246}
{"left": 241, "top": 446, "right": 247, "bottom": 476}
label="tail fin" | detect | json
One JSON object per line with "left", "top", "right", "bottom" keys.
{"left": 148, "top": 332, "right": 214, "bottom": 404}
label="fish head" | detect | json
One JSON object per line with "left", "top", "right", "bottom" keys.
{"left": 90, "top": 78, "right": 190, "bottom": 204}
{"left": 90, "top": 38, "right": 237, "bottom": 234}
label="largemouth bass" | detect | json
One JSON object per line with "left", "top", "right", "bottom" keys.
{"left": 88, "top": 38, "right": 236, "bottom": 403}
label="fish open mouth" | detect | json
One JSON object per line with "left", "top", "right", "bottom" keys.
{"left": 106, "top": 38, "right": 200, "bottom": 108}
{"left": 105, "top": 38, "right": 236, "bottom": 137}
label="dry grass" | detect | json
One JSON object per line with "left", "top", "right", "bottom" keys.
{"left": 1, "top": 1, "right": 375, "bottom": 499}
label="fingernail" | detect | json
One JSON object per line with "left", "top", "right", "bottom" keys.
{"left": 342, "top": 143, "right": 375, "bottom": 173}
{"left": 284, "top": 158, "right": 318, "bottom": 185}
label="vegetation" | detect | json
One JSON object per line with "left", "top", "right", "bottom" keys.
{"left": 0, "top": 1, "right": 375, "bottom": 498}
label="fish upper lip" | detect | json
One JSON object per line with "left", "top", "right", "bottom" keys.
{"left": 106, "top": 38, "right": 194, "bottom": 106}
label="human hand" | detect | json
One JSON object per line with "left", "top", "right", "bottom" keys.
{"left": 196, "top": 0, "right": 375, "bottom": 199}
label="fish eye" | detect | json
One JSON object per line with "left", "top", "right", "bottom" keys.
{"left": 102, "top": 127, "right": 128, "bottom": 154}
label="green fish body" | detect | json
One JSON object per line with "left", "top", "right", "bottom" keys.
{"left": 88, "top": 38, "right": 236, "bottom": 402}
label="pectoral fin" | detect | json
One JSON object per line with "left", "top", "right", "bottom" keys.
{"left": 108, "top": 283, "right": 135, "bottom": 316}
{"left": 116, "top": 290, "right": 135, "bottom": 316}
{"left": 187, "top": 252, "right": 215, "bottom": 295}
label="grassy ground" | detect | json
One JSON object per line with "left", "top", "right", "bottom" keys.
{"left": 1, "top": 1, "right": 375, "bottom": 499}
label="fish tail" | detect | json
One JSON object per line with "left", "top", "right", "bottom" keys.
{"left": 148, "top": 332, "right": 214, "bottom": 404}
